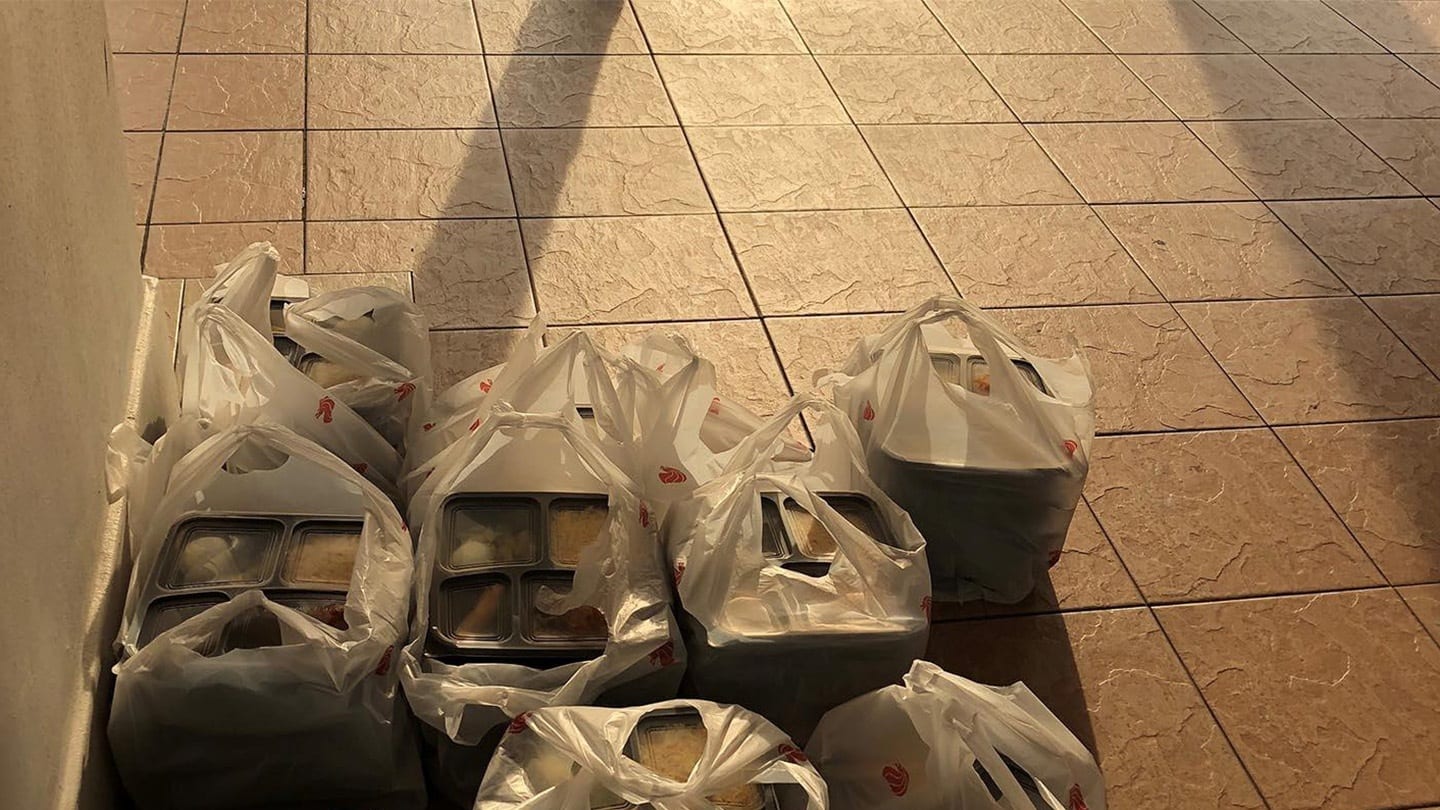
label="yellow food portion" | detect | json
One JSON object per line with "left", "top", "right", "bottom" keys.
{"left": 637, "top": 722, "right": 764, "bottom": 809}
{"left": 286, "top": 530, "right": 359, "bottom": 585}
{"left": 549, "top": 503, "right": 608, "bottom": 566}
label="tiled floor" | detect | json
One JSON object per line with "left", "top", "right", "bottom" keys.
{"left": 110, "top": 1, "right": 1440, "bottom": 808}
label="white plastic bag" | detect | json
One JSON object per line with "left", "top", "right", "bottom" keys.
{"left": 402, "top": 407, "right": 684, "bottom": 805}
{"left": 285, "top": 286, "right": 433, "bottom": 452}
{"left": 665, "top": 394, "right": 930, "bottom": 743}
{"left": 108, "top": 422, "right": 423, "bottom": 809}
{"left": 808, "top": 661, "right": 1104, "bottom": 810}
{"left": 831, "top": 296, "right": 1095, "bottom": 604}
{"left": 475, "top": 700, "right": 828, "bottom": 810}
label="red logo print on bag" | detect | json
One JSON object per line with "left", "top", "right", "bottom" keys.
{"left": 470, "top": 417, "right": 483, "bottom": 432}
{"left": 1069, "top": 786, "right": 1088, "bottom": 810}
{"left": 658, "top": 466, "right": 688, "bottom": 485}
{"left": 479, "top": 379, "right": 493, "bottom": 393}
{"left": 507, "top": 713, "right": 530, "bottom": 734}
{"left": 862, "top": 401, "right": 875, "bottom": 421}
{"left": 316, "top": 396, "right": 336, "bottom": 423}
{"left": 778, "top": 743, "right": 808, "bottom": 764}
{"left": 422, "top": 422, "right": 435, "bottom": 432}
{"left": 882, "top": 763, "right": 910, "bottom": 797}
{"left": 374, "top": 646, "right": 393, "bottom": 676}
{"left": 648, "top": 641, "right": 676, "bottom": 667}
{"left": 673, "top": 561, "right": 686, "bottom": 587}
{"left": 639, "top": 503, "right": 651, "bottom": 528}
{"left": 708, "top": 397, "right": 722, "bottom": 416}
{"left": 921, "top": 596, "right": 932, "bottom": 621}
{"left": 1063, "top": 439, "right": 1079, "bottom": 457}
{"left": 394, "top": 382, "right": 416, "bottom": 401}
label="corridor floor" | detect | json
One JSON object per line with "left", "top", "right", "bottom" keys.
{"left": 111, "top": 1, "right": 1440, "bottom": 808}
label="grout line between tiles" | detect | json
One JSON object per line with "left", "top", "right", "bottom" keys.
{"left": 137, "top": 0, "right": 191, "bottom": 273}
{"left": 301, "top": 0, "right": 310, "bottom": 273}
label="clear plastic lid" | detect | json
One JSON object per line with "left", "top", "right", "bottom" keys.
{"left": 138, "top": 595, "right": 224, "bottom": 648}
{"left": 283, "top": 523, "right": 361, "bottom": 586}
{"left": 633, "top": 710, "right": 768, "bottom": 810}
{"left": 784, "top": 496, "right": 886, "bottom": 560}
{"left": 760, "top": 500, "right": 787, "bottom": 559}
{"left": 447, "top": 500, "right": 540, "bottom": 569}
{"left": 164, "top": 519, "right": 279, "bottom": 588}
{"left": 441, "top": 578, "right": 509, "bottom": 640}
{"left": 524, "top": 575, "right": 608, "bottom": 643}
{"left": 967, "top": 357, "right": 1047, "bottom": 397}
{"left": 549, "top": 499, "right": 608, "bottom": 567}
{"left": 930, "top": 353, "right": 965, "bottom": 386}
{"left": 299, "top": 354, "right": 363, "bottom": 388}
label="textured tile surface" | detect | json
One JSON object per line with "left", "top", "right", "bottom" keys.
{"left": 1122, "top": 55, "right": 1323, "bottom": 120}
{"left": 659, "top": 56, "right": 849, "bottom": 125}
{"left": 308, "top": 129, "right": 513, "bottom": 220}
{"left": 122, "top": 132, "right": 161, "bottom": 224}
{"left": 1063, "top": 0, "right": 1246, "bottom": 54}
{"left": 1086, "top": 430, "right": 1380, "bottom": 602}
{"left": 152, "top": 131, "right": 303, "bottom": 223}
{"left": 781, "top": 0, "right": 959, "bottom": 54}
{"left": 1280, "top": 420, "right": 1440, "bottom": 584}
{"left": 180, "top": 0, "right": 306, "bottom": 53}
{"left": 1368, "top": 294, "right": 1440, "bottom": 374}
{"left": 309, "top": 0, "right": 481, "bottom": 54}
{"left": 114, "top": 54, "right": 174, "bottom": 131}
{"left": 1030, "top": 122, "right": 1252, "bottom": 203}
{"left": 1270, "top": 200, "right": 1440, "bottom": 294}
{"left": 724, "top": 209, "right": 952, "bottom": 315}
{"left": 1096, "top": 202, "right": 1347, "bottom": 300}
{"left": 933, "top": 0, "right": 1105, "bottom": 55}
{"left": 630, "top": 0, "right": 806, "bottom": 54}
{"left": 1344, "top": 119, "right": 1440, "bottom": 196}
{"left": 477, "top": 0, "right": 647, "bottom": 55}
{"left": 928, "top": 610, "right": 1266, "bottom": 810}
{"left": 689, "top": 125, "right": 898, "bottom": 211}
{"left": 1400, "top": 585, "right": 1440, "bottom": 638}
{"left": 1191, "top": 120, "right": 1417, "bottom": 200}
{"left": 145, "top": 222, "right": 304, "bottom": 277}
{"left": 1328, "top": 0, "right": 1440, "bottom": 53}
{"left": 505, "top": 127, "right": 710, "bottom": 216}
{"left": 307, "top": 219, "right": 534, "bottom": 328}
{"left": 431, "top": 328, "right": 526, "bottom": 392}
{"left": 106, "top": 0, "right": 186, "bottom": 53}
{"left": 1268, "top": 54, "right": 1440, "bottom": 119}
{"left": 1197, "top": 0, "right": 1380, "bottom": 54}
{"left": 1179, "top": 298, "right": 1440, "bottom": 423}
{"left": 765, "top": 311, "right": 891, "bottom": 391}
{"left": 168, "top": 55, "right": 304, "bottom": 130}
{"left": 307, "top": 56, "right": 494, "bottom": 129}
{"left": 817, "top": 55, "right": 1012, "bottom": 124}
{"left": 304, "top": 271, "right": 413, "bottom": 298}
{"left": 863, "top": 123, "right": 1079, "bottom": 206}
{"left": 914, "top": 205, "right": 1161, "bottom": 306}
{"left": 974, "top": 54, "right": 1170, "bottom": 122}
{"left": 1160, "top": 591, "right": 1440, "bottom": 810}
{"left": 489, "top": 55, "right": 674, "bottom": 127}
{"left": 524, "top": 215, "right": 754, "bottom": 323}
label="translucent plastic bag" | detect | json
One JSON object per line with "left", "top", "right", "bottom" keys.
{"left": 475, "top": 700, "right": 827, "bottom": 810}
{"left": 402, "top": 407, "right": 684, "bottom": 805}
{"left": 665, "top": 394, "right": 930, "bottom": 743}
{"left": 808, "top": 661, "right": 1104, "bottom": 810}
{"left": 108, "top": 422, "right": 423, "bottom": 809}
{"left": 830, "top": 297, "right": 1095, "bottom": 604}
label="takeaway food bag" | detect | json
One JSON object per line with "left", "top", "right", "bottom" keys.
{"left": 108, "top": 423, "right": 423, "bottom": 809}
{"left": 808, "top": 661, "right": 1104, "bottom": 810}
{"left": 475, "top": 700, "right": 828, "bottom": 809}
{"left": 831, "top": 297, "right": 1094, "bottom": 604}
{"left": 665, "top": 395, "right": 930, "bottom": 743}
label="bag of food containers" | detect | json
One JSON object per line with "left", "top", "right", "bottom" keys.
{"left": 108, "top": 422, "right": 424, "bottom": 809}
{"left": 665, "top": 394, "right": 930, "bottom": 744}
{"left": 830, "top": 296, "right": 1094, "bottom": 604}
{"left": 403, "top": 406, "right": 684, "bottom": 806}
{"left": 475, "top": 700, "right": 828, "bottom": 809}
{"left": 808, "top": 661, "right": 1104, "bottom": 810}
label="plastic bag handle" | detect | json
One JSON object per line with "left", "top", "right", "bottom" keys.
{"left": 719, "top": 393, "right": 868, "bottom": 479}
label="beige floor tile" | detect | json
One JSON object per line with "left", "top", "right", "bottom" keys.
{"left": 1087, "top": 430, "right": 1380, "bottom": 602}
{"left": 819, "top": 56, "right": 1012, "bottom": 124}
{"left": 931, "top": 503, "right": 1142, "bottom": 620}
{"left": 1030, "top": 122, "right": 1251, "bottom": 203}
{"left": 1159, "top": 591, "right": 1440, "bottom": 810}
{"left": 1268, "top": 54, "right": 1440, "bottom": 118}
{"left": 781, "top": 0, "right": 959, "bottom": 54}
{"left": 1123, "top": 54, "right": 1323, "bottom": 120}
{"left": 764, "top": 312, "right": 885, "bottom": 388}
{"left": 122, "top": 133, "right": 161, "bottom": 224}
{"left": 1179, "top": 298, "right": 1440, "bottom": 423}
{"left": 180, "top": 0, "right": 306, "bottom": 53}
{"left": 144, "top": 222, "right": 304, "bottom": 277}
{"left": 1408, "top": 54, "right": 1440, "bottom": 85}
{"left": 308, "top": 129, "right": 513, "bottom": 220}
{"left": 1369, "top": 294, "right": 1440, "bottom": 374}
{"left": 924, "top": 0, "right": 1104, "bottom": 54}
{"left": 567, "top": 319, "right": 792, "bottom": 415}
{"left": 1280, "top": 420, "right": 1440, "bottom": 584}
{"left": 1198, "top": 0, "right": 1381, "bottom": 54}
{"left": 152, "top": 131, "right": 302, "bottom": 223}
{"left": 1063, "top": 0, "right": 1247, "bottom": 54}
{"left": 1190, "top": 120, "right": 1416, "bottom": 200}
{"left": 113, "top": 54, "right": 174, "bottom": 131}
{"left": 1096, "top": 202, "right": 1347, "bottom": 300}
{"left": 1270, "top": 199, "right": 1440, "bottom": 294}
{"left": 863, "top": 123, "right": 1078, "bottom": 206}
{"left": 1329, "top": 0, "right": 1440, "bottom": 54}
{"left": 489, "top": 55, "right": 674, "bottom": 127}
{"left": 305, "top": 272, "right": 413, "bottom": 299}
{"left": 631, "top": 0, "right": 805, "bottom": 54}
{"left": 477, "top": 0, "right": 648, "bottom": 55}
{"left": 308, "top": 55, "right": 494, "bottom": 129}
{"left": 106, "top": 0, "right": 186, "bottom": 53}
{"left": 505, "top": 127, "right": 710, "bottom": 217}
{"left": 660, "top": 56, "right": 848, "bottom": 125}
{"left": 928, "top": 609, "right": 1266, "bottom": 810}
{"left": 523, "top": 215, "right": 754, "bottom": 323}
{"left": 307, "top": 220, "right": 534, "bottom": 329}
{"left": 723, "top": 209, "right": 951, "bottom": 315}
{"left": 688, "top": 125, "right": 897, "bottom": 211}
{"left": 167, "top": 55, "right": 303, "bottom": 130}
{"left": 1400, "top": 585, "right": 1440, "bottom": 637}
{"left": 430, "top": 328, "right": 527, "bottom": 392}
{"left": 1344, "top": 119, "right": 1440, "bottom": 195}
{"left": 914, "top": 205, "right": 1160, "bottom": 306}
{"left": 309, "top": 0, "right": 481, "bottom": 54}
{"left": 974, "top": 55, "right": 1171, "bottom": 122}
